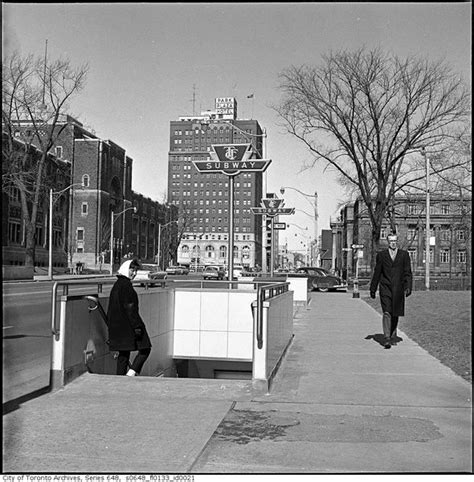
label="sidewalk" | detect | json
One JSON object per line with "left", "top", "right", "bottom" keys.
{"left": 3, "top": 292, "right": 472, "bottom": 473}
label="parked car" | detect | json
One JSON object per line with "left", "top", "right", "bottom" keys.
{"left": 225, "top": 264, "right": 244, "bottom": 278}
{"left": 203, "top": 265, "right": 225, "bottom": 280}
{"left": 291, "top": 266, "right": 347, "bottom": 292}
{"left": 166, "top": 265, "right": 189, "bottom": 275}
{"left": 134, "top": 264, "right": 167, "bottom": 287}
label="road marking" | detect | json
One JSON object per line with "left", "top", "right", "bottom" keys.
{"left": 5, "top": 291, "right": 52, "bottom": 296}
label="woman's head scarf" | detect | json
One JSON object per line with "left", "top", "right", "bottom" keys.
{"left": 117, "top": 259, "right": 140, "bottom": 279}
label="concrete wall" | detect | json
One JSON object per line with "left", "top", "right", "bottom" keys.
{"left": 2, "top": 265, "right": 34, "bottom": 280}
{"left": 287, "top": 276, "right": 309, "bottom": 305}
{"left": 54, "top": 288, "right": 176, "bottom": 386}
{"left": 173, "top": 289, "right": 256, "bottom": 360}
{"left": 265, "top": 290, "right": 294, "bottom": 380}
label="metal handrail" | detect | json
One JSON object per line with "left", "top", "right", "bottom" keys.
{"left": 255, "top": 281, "right": 290, "bottom": 349}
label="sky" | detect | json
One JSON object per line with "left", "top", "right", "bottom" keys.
{"left": 3, "top": 2, "right": 472, "bottom": 251}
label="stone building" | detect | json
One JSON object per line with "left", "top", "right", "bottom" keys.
{"left": 331, "top": 196, "right": 471, "bottom": 280}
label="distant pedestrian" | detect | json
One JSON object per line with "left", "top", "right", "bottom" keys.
{"left": 370, "top": 234, "right": 412, "bottom": 349}
{"left": 107, "top": 259, "right": 152, "bottom": 375}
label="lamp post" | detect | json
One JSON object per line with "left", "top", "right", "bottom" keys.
{"left": 290, "top": 225, "right": 311, "bottom": 265}
{"left": 157, "top": 219, "right": 178, "bottom": 270}
{"left": 280, "top": 186, "right": 318, "bottom": 264}
{"left": 421, "top": 147, "right": 431, "bottom": 291}
{"left": 48, "top": 183, "right": 83, "bottom": 280}
{"left": 110, "top": 206, "right": 137, "bottom": 275}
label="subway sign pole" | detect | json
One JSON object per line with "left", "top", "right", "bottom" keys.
{"left": 193, "top": 144, "right": 271, "bottom": 282}
{"left": 251, "top": 199, "right": 295, "bottom": 276}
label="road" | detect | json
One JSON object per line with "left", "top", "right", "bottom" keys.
{"left": 2, "top": 274, "right": 218, "bottom": 405}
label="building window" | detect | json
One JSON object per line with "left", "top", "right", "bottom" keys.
{"left": 219, "top": 245, "right": 227, "bottom": 258}
{"left": 35, "top": 226, "right": 44, "bottom": 246}
{"left": 205, "top": 245, "right": 215, "bottom": 258}
{"left": 81, "top": 202, "right": 88, "bottom": 216}
{"left": 380, "top": 227, "right": 387, "bottom": 239}
{"left": 423, "top": 248, "right": 434, "bottom": 263}
{"left": 407, "top": 228, "right": 417, "bottom": 240}
{"left": 408, "top": 249, "right": 416, "bottom": 262}
{"left": 456, "top": 230, "right": 465, "bottom": 241}
{"left": 456, "top": 250, "right": 466, "bottom": 263}
{"left": 8, "top": 222, "right": 21, "bottom": 244}
{"left": 181, "top": 245, "right": 190, "bottom": 258}
{"left": 440, "top": 229, "right": 450, "bottom": 241}
{"left": 441, "top": 204, "right": 450, "bottom": 214}
{"left": 77, "top": 228, "right": 84, "bottom": 241}
{"left": 407, "top": 204, "right": 418, "bottom": 215}
{"left": 82, "top": 174, "right": 90, "bottom": 187}
{"left": 55, "top": 146, "right": 63, "bottom": 159}
{"left": 440, "top": 249, "right": 450, "bottom": 264}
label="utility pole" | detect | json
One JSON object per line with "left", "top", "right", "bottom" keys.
{"left": 422, "top": 148, "right": 431, "bottom": 290}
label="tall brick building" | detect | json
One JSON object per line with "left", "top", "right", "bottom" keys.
{"left": 2, "top": 116, "right": 175, "bottom": 274}
{"left": 168, "top": 97, "right": 265, "bottom": 269}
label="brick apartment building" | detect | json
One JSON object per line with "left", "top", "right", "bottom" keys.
{"left": 331, "top": 196, "right": 471, "bottom": 280}
{"left": 2, "top": 116, "right": 175, "bottom": 275}
{"left": 168, "top": 97, "right": 265, "bottom": 269}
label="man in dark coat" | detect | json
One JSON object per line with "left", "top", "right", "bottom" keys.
{"left": 370, "top": 234, "right": 413, "bottom": 349}
{"left": 107, "top": 259, "right": 152, "bottom": 375}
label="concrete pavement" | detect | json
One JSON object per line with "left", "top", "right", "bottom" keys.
{"left": 2, "top": 292, "right": 472, "bottom": 473}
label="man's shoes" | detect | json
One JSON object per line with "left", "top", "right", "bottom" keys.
{"left": 384, "top": 340, "right": 392, "bottom": 349}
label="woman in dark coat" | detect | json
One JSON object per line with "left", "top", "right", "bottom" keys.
{"left": 370, "top": 234, "right": 413, "bottom": 349}
{"left": 107, "top": 259, "right": 152, "bottom": 375}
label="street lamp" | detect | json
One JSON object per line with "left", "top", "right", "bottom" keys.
{"left": 48, "top": 183, "right": 83, "bottom": 279}
{"left": 280, "top": 186, "right": 319, "bottom": 264}
{"left": 157, "top": 219, "right": 178, "bottom": 270}
{"left": 280, "top": 187, "right": 318, "bottom": 237}
{"left": 291, "top": 226, "right": 311, "bottom": 265}
{"left": 421, "top": 147, "right": 431, "bottom": 291}
{"left": 110, "top": 206, "right": 137, "bottom": 275}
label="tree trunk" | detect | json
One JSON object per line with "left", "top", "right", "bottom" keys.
{"left": 24, "top": 222, "right": 36, "bottom": 269}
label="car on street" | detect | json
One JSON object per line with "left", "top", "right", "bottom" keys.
{"left": 288, "top": 266, "right": 348, "bottom": 292}
{"left": 225, "top": 264, "right": 244, "bottom": 278}
{"left": 202, "top": 265, "right": 225, "bottom": 280}
{"left": 134, "top": 264, "right": 167, "bottom": 287}
{"left": 165, "top": 265, "right": 189, "bottom": 275}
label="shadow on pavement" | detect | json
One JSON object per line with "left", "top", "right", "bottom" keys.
{"left": 365, "top": 333, "right": 404, "bottom": 347}
{"left": 3, "top": 385, "right": 52, "bottom": 415}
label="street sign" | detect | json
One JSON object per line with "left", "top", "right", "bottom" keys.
{"left": 342, "top": 248, "right": 352, "bottom": 251}
{"left": 251, "top": 207, "right": 295, "bottom": 217}
{"left": 193, "top": 159, "right": 271, "bottom": 175}
{"left": 192, "top": 143, "right": 271, "bottom": 175}
{"left": 351, "top": 244, "right": 364, "bottom": 249}
{"left": 273, "top": 222, "right": 286, "bottom": 230}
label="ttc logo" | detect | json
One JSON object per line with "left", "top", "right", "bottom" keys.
{"left": 224, "top": 146, "right": 239, "bottom": 160}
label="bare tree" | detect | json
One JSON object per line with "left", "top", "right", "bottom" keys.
{"left": 2, "top": 51, "right": 88, "bottom": 268}
{"left": 275, "top": 47, "right": 470, "bottom": 267}
{"left": 166, "top": 206, "right": 193, "bottom": 266}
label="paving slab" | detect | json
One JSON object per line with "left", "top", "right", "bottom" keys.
{"left": 2, "top": 292, "right": 472, "bottom": 474}
{"left": 3, "top": 375, "right": 253, "bottom": 473}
